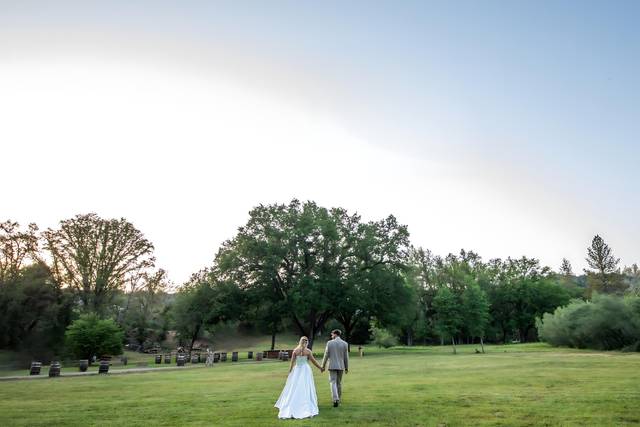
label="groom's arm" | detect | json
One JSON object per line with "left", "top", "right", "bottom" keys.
{"left": 321, "top": 343, "right": 330, "bottom": 370}
{"left": 343, "top": 343, "right": 349, "bottom": 372}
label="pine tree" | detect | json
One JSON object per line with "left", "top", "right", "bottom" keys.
{"left": 584, "top": 235, "right": 626, "bottom": 296}
{"left": 559, "top": 258, "right": 573, "bottom": 276}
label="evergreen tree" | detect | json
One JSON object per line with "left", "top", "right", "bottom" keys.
{"left": 585, "top": 235, "right": 627, "bottom": 296}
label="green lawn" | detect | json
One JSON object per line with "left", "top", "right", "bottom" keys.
{"left": 1, "top": 344, "right": 639, "bottom": 426}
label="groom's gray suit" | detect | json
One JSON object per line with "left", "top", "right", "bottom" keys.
{"left": 321, "top": 336, "right": 349, "bottom": 403}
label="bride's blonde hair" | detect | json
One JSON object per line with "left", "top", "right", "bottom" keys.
{"left": 294, "top": 336, "right": 309, "bottom": 353}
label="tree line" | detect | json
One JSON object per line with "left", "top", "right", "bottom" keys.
{"left": 2, "top": 200, "right": 639, "bottom": 360}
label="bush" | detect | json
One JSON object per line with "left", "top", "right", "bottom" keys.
{"left": 371, "top": 326, "right": 398, "bottom": 348}
{"left": 537, "top": 294, "right": 640, "bottom": 351}
{"left": 65, "top": 313, "right": 124, "bottom": 361}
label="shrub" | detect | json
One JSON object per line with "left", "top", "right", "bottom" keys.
{"left": 65, "top": 313, "right": 124, "bottom": 361}
{"left": 538, "top": 294, "right": 640, "bottom": 351}
{"left": 371, "top": 326, "right": 398, "bottom": 348}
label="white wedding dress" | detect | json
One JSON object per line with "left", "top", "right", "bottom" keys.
{"left": 274, "top": 355, "right": 319, "bottom": 419}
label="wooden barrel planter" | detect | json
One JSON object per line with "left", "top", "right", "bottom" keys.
{"left": 164, "top": 354, "right": 171, "bottom": 364}
{"left": 98, "top": 360, "right": 110, "bottom": 374}
{"left": 220, "top": 352, "right": 227, "bottom": 362}
{"left": 29, "top": 362, "right": 42, "bottom": 375}
{"left": 213, "top": 353, "right": 220, "bottom": 363}
{"left": 281, "top": 351, "right": 290, "bottom": 362}
{"left": 255, "top": 352, "right": 263, "bottom": 361}
{"left": 231, "top": 352, "right": 238, "bottom": 362}
{"left": 155, "top": 354, "right": 162, "bottom": 364}
{"left": 248, "top": 351, "right": 253, "bottom": 359}
{"left": 265, "top": 350, "right": 279, "bottom": 359}
{"left": 48, "top": 361, "right": 61, "bottom": 377}
{"left": 191, "top": 354, "right": 199, "bottom": 364}
{"left": 176, "top": 355, "right": 186, "bottom": 366}
{"left": 79, "top": 360, "right": 88, "bottom": 372}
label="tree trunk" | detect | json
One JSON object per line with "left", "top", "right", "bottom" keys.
{"left": 480, "top": 337, "right": 485, "bottom": 354}
{"left": 451, "top": 337, "right": 457, "bottom": 354}
{"left": 189, "top": 324, "right": 201, "bottom": 357}
{"left": 271, "top": 331, "right": 276, "bottom": 351}
{"left": 406, "top": 328, "right": 413, "bottom": 346}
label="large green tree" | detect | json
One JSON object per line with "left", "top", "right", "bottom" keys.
{"left": 43, "top": 213, "right": 155, "bottom": 315}
{"left": 216, "top": 200, "right": 410, "bottom": 349}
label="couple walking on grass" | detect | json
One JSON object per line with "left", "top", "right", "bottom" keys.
{"left": 275, "top": 329, "right": 349, "bottom": 420}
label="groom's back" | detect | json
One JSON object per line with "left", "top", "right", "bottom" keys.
{"left": 325, "top": 338, "right": 349, "bottom": 370}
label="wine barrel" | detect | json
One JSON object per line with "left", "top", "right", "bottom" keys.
{"left": 155, "top": 354, "right": 162, "bottom": 364}
{"left": 248, "top": 351, "right": 253, "bottom": 359}
{"left": 256, "top": 352, "right": 263, "bottom": 361}
{"left": 164, "top": 354, "right": 171, "bottom": 364}
{"left": 79, "top": 360, "right": 88, "bottom": 372}
{"left": 29, "top": 362, "right": 42, "bottom": 375}
{"left": 231, "top": 352, "right": 238, "bottom": 362}
{"left": 213, "top": 353, "right": 220, "bottom": 363}
{"left": 191, "top": 354, "right": 198, "bottom": 364}
{"left": 176, "top": 355, "right": 186, "bottom": 366}
{"left": 98, "top": 360, "right": 109, "bottom": 374}
{"left": 48, "top": 361, "right": 61, "bottom": 377}
{"left": 220, "top": 352, "right": 227, "bottom": 362}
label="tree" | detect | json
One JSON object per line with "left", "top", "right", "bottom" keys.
{"left": 432, "top": 286, "right": 462, "bottom": 353}
{"left": 558, "top": 258, "right": 585, "bottom": 299}
{"left": 404, "top": 247, "right": 441, "bottom": 345}
{"left": 216, "top": 200, "right": 409, "bottom": 349}
{"left": 559, "top": 258, "right": 573, "bottom": 276}
{"left": 119, "top": 269, "right": 171, "bottom": 351}
{"left": 65, "top": 313, "right": 124, "bottom": 361}
{"left": 584, "top": 235, "right": 627, "bottom": 296}
{"left": 0, "top": 221, "right": 40, "bottom": 282}
{"left": 462, "top": 284, "right": 490, "bottom": 353}
{"left": 623, "top": 264, "right": 640, "bottom": 297}
{"left": 172, "top": 269, "right": 243, "bottom": 354}
{"left": 0, "top": 263, "right": 73, "bottom": 359}
{"left": 43, "top": 213, "right": 155, "bottom": 315}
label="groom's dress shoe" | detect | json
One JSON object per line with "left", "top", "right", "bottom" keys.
{"left": 333, "top": 401, "right": 339, "bottom": 407}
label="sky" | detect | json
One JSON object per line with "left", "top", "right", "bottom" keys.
{"left": 1, "top": 1, "right": 638, "bottom": 285}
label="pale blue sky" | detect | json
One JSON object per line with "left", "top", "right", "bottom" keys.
{"left": 1, "top": 1, "right": 638, "bottom": 282}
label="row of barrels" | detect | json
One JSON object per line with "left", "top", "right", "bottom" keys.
{"left": 30, "top": 359, "right": 109, "bottom": 376}
{"left": 28, "top": 349, "right": 294, "bottom": 376}
{"left": 159, "top": 351, "right": 251, "bottom": 366}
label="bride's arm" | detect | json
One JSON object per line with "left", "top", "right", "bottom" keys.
{"left": 307, "top": 350, "right": 322, "bottom": 370}
{"left": 289, "top": 350, "right": 297, "bottom": 373}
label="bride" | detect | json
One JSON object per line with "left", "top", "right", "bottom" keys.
{"left": 274, "top": 336, "right": 323, "bottom": 419}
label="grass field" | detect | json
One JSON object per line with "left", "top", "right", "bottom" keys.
{"left": 1, "top": 343, "right": 639, "bottom": 426}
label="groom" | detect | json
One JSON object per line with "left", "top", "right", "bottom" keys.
{"left": 320, "top": 329, "right": 349, "bottom": 407}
